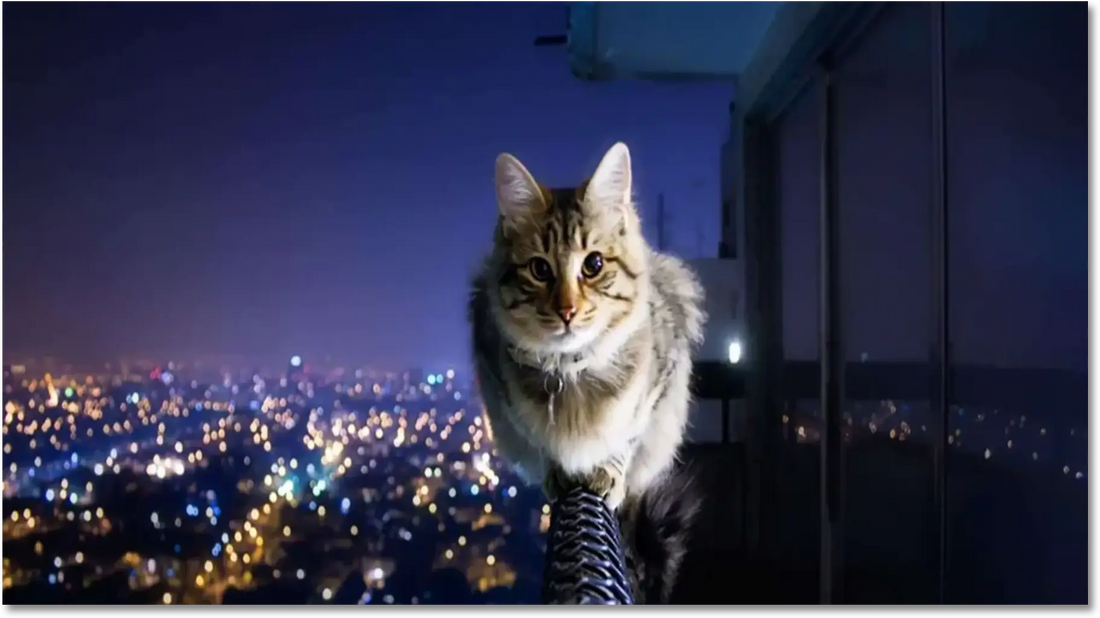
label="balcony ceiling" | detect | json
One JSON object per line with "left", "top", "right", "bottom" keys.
{"left": 566, "top": 1, "right": 783, "bottom": 82}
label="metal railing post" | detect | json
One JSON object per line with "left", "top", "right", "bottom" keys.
{"left": 541, "top": 486, "right": 635, "bottom": 605}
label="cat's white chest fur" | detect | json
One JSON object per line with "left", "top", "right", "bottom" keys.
{"left": 511, "top": 356, "right": 651, "bottom": 480}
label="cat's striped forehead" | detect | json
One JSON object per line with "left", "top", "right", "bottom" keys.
{"left": 517, "top": 180, "right": 613, "bottom": 255}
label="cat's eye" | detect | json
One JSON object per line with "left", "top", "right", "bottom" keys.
{"left": 528, "top": 257, "right": 553, "bottom": 282}
{"left": 581, "top": 252, "right": 604, "bottom": 278}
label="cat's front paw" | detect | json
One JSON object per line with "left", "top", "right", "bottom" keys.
{"left": 542, "top": 465, "right": 571, "bottom": 504}
{"left": 588, "top": 464, "right": 627, "bottom": 512}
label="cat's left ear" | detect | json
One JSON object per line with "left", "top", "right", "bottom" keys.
{"left": 584, "top": 142, "right": 633, "bottom": 215}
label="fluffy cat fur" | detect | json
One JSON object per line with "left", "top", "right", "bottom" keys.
{"left": 468, "top": 142, "right": 706, "bottom": 603}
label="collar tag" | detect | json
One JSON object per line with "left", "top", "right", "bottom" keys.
{"left": 543, "top": 374, "right": 564, "bottom": 426}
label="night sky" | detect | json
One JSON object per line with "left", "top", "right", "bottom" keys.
{"left": 4, "top": 2, "right": 730, "bottom": 369}
{"left": 3, "top": 2, "right": 1086, "bottom": 374}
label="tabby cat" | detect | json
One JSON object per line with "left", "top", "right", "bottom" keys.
{"left": 468, "top": 142, "right": 706, "bottom": 603}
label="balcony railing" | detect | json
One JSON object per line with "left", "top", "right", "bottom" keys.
{"left": 541, "top": 485, "right": 635, "bottom": 605}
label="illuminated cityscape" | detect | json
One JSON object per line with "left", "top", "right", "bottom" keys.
{"left": 2, "top": 359, "right": 550, "bottom": 604}
{"left": 1, "top": 355, "right": 1086, "bottom": 604}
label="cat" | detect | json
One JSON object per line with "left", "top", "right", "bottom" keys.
{"left": 467, "top": 142, "right": 706, "bottom": 603}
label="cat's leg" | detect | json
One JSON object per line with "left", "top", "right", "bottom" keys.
{"left": 543, "top": 451, "right": 631, "bottom": 510}
{"left": 542, "top": 464, "right": 570, "bottom": 503}
{"left": 625, "top": 394, "right": 688, "bottom": 497}
{"left": 586, "top": 449, "right": 632, "bottom": 511}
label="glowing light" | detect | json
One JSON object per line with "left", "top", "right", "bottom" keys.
{"left": 728, "top": 340, "right": 743, "bottom": 364}
{"left": 290, "top": 355, "right": 302, "bottom": 367}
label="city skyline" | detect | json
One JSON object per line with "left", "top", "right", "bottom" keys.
{"left": 1, "top": 353, "right": 473, "bottom": 379}
{"left": 1, "top": 359, "right": 551, "bottom": 604}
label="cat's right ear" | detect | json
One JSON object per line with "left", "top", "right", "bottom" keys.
{"left": 495, "top": 153, "right": 544, "bottom": 231}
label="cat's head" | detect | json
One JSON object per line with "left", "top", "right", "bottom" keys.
{"left": 489, "top": 142, "right": 650, "bottom": 355}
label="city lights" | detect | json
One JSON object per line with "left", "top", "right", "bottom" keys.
{"left": 3, "top": 362, "right": 557, "bottom": 603}
{"left": 0, "top": 360, "right": 1080, "bottom": 605}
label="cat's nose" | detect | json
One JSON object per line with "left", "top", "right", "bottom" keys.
{"left": 557, "top": 305, "right": 578, "bottom": 324}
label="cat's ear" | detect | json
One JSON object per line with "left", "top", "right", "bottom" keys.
{"left": 585, "top": 142, "right": 633, "bottom": 214}
{"left": 495, "top": 153, "right": 545, "bottom": 228}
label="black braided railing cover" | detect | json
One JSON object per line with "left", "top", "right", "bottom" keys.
{"left": 541, "top": 486, "right": 635, "bottom": 605}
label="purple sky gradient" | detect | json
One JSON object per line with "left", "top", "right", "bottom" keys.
{"left": 3, "top": 2, "right": 1086, "bottom": 373}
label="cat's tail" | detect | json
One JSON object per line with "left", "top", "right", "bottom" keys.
{"left": 617, "top": 464, "right": 702, "bottom": 604}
